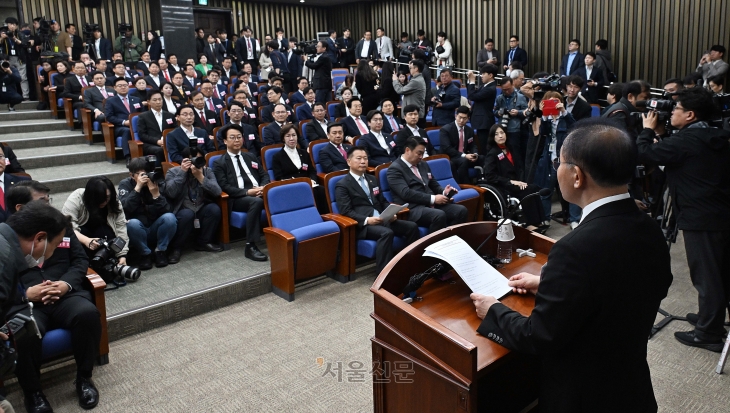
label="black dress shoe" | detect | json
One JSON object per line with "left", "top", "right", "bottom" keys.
{"left": 168, "top": 249, "right": 181, "bottom": 264}
{"left": 195, "top": 243, "right": 223, "bottom": 252}
{"left": 245, "top": 244, "right": 268, "bottom": 261}
{"left": 25, "top": 390, "right": 53, "bottom": 413}
{"left": 155, "top": 251, "right": 169, "bottom": 267}
{"left": 138, "top": 253, "right": 154, "bottom": 271}
{"left": 674, "top": 330, "right": 724, "bottom": 352}
{"left": 75, "top": 376, "right": 99, "bottom": 409}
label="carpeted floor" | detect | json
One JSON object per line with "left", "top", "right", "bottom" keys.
{"left": 4, "top": 227, "right": 730, "bottom": 412}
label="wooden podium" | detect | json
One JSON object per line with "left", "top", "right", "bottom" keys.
{"left": 370, "top": 222, "right": 555, "bottom": 413}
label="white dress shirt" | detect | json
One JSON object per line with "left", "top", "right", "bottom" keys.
{"left": 283, "top": 145, "right": 302, "bottom": 169}
{"left": 228, "top": 150, "right": 258, "bottom": 188}
{"left": 360, "top": 40, "right": 371, "bottom": 58}
{"left": 578, "top": 193, "right": 631, "bottom": 225}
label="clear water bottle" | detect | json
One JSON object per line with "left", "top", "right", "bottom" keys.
{"left": 496, "top": 219, "right": 515, "bottom": 264}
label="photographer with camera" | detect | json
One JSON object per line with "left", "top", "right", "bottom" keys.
{"left": 1, "top": 201, "right": 74, "bottom": 413}
{"left": 494, "top": 76, "right": 528, "bottom": 159}
{"left": 601, "top": 79, "right": 652, "bottom": 137}
{"left": 6, "top": 182, "right": 101, "bottom": 412}
{"left": 119, "top": 158, "right": 176, "bottom": 269}
{"left": 305, "top": 41, "right": 333, "bottom": 104}
{"left": 467, "top": 64, "right": 498, "bottom": 155}
{"left": 0, "top": 53, "right": 22, "bottom": 111}
{"left": 430, "top": 68, "right": 461, "bottom": 126}
{"left": 1, "top": 18, "right": 29, "bottom": 101}
{"left": 113, "top": 24, "right": 143, "bottom": 63}
{"left": 637, "top": 87, "right": 730, "bottom": 352}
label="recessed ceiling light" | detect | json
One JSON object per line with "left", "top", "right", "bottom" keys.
{"left": 300, "top": 0, "right": 305, "bottom": 2}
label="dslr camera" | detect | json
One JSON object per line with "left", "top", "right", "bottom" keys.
{"left": 185, "top": 146, "right": 206, "bottom": 169}
{"left": 0, "top": 26, "right": 14, "bottom": 39}
{"left": 144, "top": 155, "right": 164, "bottom": 182}
{"left": 90, "top": 236, "right": 141, "bottom": 283}
{"left": 496, "top": 108, "right": 511, "bottom": 128}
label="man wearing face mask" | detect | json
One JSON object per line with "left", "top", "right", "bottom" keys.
{"left": 5, "top": 182, "right": 101, "bottom": 412}
{"left": 0, "top": 201, "right": 75, "bottom": 413}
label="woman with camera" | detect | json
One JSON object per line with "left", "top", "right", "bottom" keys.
{"left": 484, "top": 124, "right": 546, "bottom": 232}
{"left": 62, "top": 176, "right": 130, "bottom": 268}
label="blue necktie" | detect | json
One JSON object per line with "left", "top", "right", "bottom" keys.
{"left": 359, "top": 176, "right": 380, "bottom": 217}
{"left": 509, "top": 48, "right": 515, "bottom": 64}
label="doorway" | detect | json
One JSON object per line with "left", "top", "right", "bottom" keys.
{"left": 193, "top": 8, "right": 233, "bottom": 37}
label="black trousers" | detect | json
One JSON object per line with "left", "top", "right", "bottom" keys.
{"left": 142, "top": 143, "right": 165, "bottom": 165}
{"left": 173, "top": 203, "right": 222, "bottom": 249}
{"left": 414, "top": 203, "right": 468, "bottom": 233}
{"left": 0, "top": 92, "right": 22, "bottom": 106}
{"left": 231, "top": 196, "right": 264, "bottom": 243}
{"left": 362, "top": 219, "right": 419, "bottom": 272}
{"left": 11, "top": 295, "right": 101, "bottom": 394}
{"left": 684, "top": 229, "right": 730, "bottom": 340}
{"left": 502, "top": 183, "right": 544, "bottom": 226}
{"left": 450, "top": 155, "right": 484, "bottom": 185}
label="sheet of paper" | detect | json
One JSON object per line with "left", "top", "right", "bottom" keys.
{"left": 379, "top": 203, "right": 408, "bottom": 222}
{"left": 423, "top": 235, "right": 512, "bottom": 299}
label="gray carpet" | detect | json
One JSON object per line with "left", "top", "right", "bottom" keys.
{"left": 4, "top": 227, "right": 730, "bottom": 412}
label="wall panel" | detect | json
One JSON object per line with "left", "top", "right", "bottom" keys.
{"left": 327, "top": 0, "right": 730, "bottom": 87}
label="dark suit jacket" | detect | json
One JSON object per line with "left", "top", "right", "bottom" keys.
{"left": 431, "top": 82, "right": 462, "bottom": 126}
{"left": 144, "top": 75, "right": 167, "bottom": 91}
{"left": 477, "top": 198, "right": 672, "bottom": 413}
{"left": 440, "top": 122, "right": 477, "bottom": 159}
{"left": 215, "top": 121, "right": 262, "bottom": 157}
{"left": 325, "top": 37, "right": 340, "bottom": 64}
{"left": 166, "top": 126, "right": 215, "bottom": 163}
{"left": 334, "top": 102, "right": 348, "bottom": 119}
{"left": 213, "top": 152, "right": 270, "bottom": 199}
{"left": 183, "top": 77, "right": 200, "bottom": 90}
{"left": 220, "top": 39, "right": 235, "bottom": 61}
{"left": 359, "top": 132, "right": 398, "bottom": 167}
{"left": 574, "top": 66, "right": 606, "bottom": 104}
{"left": 271, "top": 147, "right": 316, "bottom": 181}
{"left": 355, "top": 39, "right": 378, "bottom": 61}
{"left": 171, "top": 84, "right": 192, "bottom": 102}
{"left": 338, "top": 36, "right": 356, "bottom": 66}
{"left": 387, "top": 158, "right": 443, "bottom": 222}
{"left": 341, "top": 115, "right": 369, "bottom": 138}
{"left": 484, "top": 146, "right": 523, "bottom": 189}
{"left": 192, "top": 107, "right": 219, "bottom": 136}
{"left": 136, "top": 61, "right": 151, "bottom": 76}
{"left": 83, "top": 86, "right": 115, "bottom": 112}
{"left": 105, "top": 74, "right": 134, "bottom": 87}
{"left": 137, "top": 110, "right": 177, "bottom": 146}
{"left": 1, "top": 173, "right": 31, "bottom": 223}
{"left": 286, "top": 51, "right": 303, "bottom": 79}
{"left": 235, "top": 37, "right": 259, "bottom": 65}
{"left": 568, "top": 97, "right": 592, "bottom": 121}
{"left": 148, "top": 39, "right": 163, "bottom": 61}
{"left": 304, "top": 54, "right": 332, "bottom": 91}
{"left": 335, "top": 173, "right": 391, "bottom": 231}
{"left": 61, "top": 74, "right": 91, "bottom": 102}
{"left": 289, "top": 90, "right": 307, "bottom": 105}
{"left": 319, "top": 142, "right": 352, "bottom": 172}
{"left": 305, "top": 119, "right": 329, "bottom": 142}
{"left": 381, "top": 114, "right": 404, "bottom": 134}
{"left": 0, "top": 146, "right": 24, "bottom": 174}
{"left": 467, "top": 81, "right": 497, "bottom": 130}
{"left": 105, "top": 94, "right": 144, "bottom": 127}
{"left": 559, "top": 52, "right": 585, "bottom": 77}
{"left": 270, "top": 50, "right": 290, "bottom": 74}
{"left": 394, "top": 126, "right": 437, "bottom": 158}
{"left": 296, "top": 103, "right": 314, "bottom": 121}
{"left": 91, "top": 38, "right": 113, "bottom": 62}
{"left": 261, "top": 103, "right": 295, "bottom": 124}
{"left": 203, "top": 42, "right": 226, "bottom": 66}
{"left": 504, "top": 47, "right": 528, "bottom": 68}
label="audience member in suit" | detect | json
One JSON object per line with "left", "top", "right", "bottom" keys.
{"left": 231, "top": 90, "right": 260, "bottom": 127}
{"left": 62, "top": 61, "right": 92, "bottom": 112}
{"left": 338, "top": 29, "right": 356, "bottom": 68}
{"left": 439, "top": 106, "right": 484, "bottom": 184}
{"left": 158, "top": 58, "right": 175, "bottom": 84}
{"left": 106, "top": 61, "right": 135, "bottom": 87}
{"left": 137, "top": 90, "right": 177, "bottom": 162}
{"left": 394, "top": 105, "right": 437, "bottom": 157}
{"left": 574, "top": 53, "right": 606, "bottom": 104}
{"left": 83, "top": 71, "right": 115, "bottom": 123}
{"left": 559, "top": 39, "right": 585, "bottom": 77}
{"left": 564, "top": 75, "right": 593, "bottom": 121}
{"left": 387, "top": 137, "right": 468, "bottom": 232}
{"left": 261, "top": 86, "right": 295, "bottom": 123}
{"left": 145, "top": 31, "right": 163, "bottom": 61}
{"left": 160, "top": 83, "right": 181, "bottom": 114}
{"left": 0, "top": 144, "right": 24, "bottom": 174}
{"left": 220, "top": 57, "right": 237, "bottom": 84}
{"left": 289, "top": 77, "right": 309, "bottom": 105}
{"left": 130, "top": 77, "right": 151, "bottom": 104}
{"left": 199, "top": 81, "right": 225, "bottom": 115}
{"left": 696, "top": 44, "right": 728, "bottom": 85}
{"left": 203, "top": 34, "right": 226, "bottom": 66}
{"left": 476, "top": 39, "right": 500, "bottom": 69}
{"left": 205, "top": 70, "right": 228, "bottom": 101}
{"left": 271, "top": 124, "right": 317, "bottom": 181}
{"left": 380, "top": 98, "right": 403, "bottom": 135}
{"left": 170, "top": 72, "right": 192, "bottom": 102}
{"left": 216, "top": 101, "right": 262, "bottom": 157}
{"left": 218, "top": 30, "right": 235, "bottom": 63}
{"left": 341, "top": 97, "right": 370, "bottom": 143}
{"left": 136, "top": 52, "right": 152, "bottom": 76}
{"left": 467, "top": 64, "right": 498, "bottom": 155}
{"left": 189, "top": 91, "right": 219, "bottom": 139}
{"left": 335, "top": 146, "right": 419, "bottom": 272}
{"left": 213, "top": 123, "right": 269, "bottom": 261}
{"left": 0, "top": 147, "right": 31, "bottom": 223}
{"left": 183, "top": 65, "right": 201, "bottom": 90}
{"left": 305, "top": 41, "right": 333, "bottom": 104}
{"left": 106, "top": 78, "right": 145, "bottom": 161}
{"left": 305, "top": 103, "right": 330, "bottom": 142}
{"left": 50, "top": 60, "right": 73, "bottom": 97}
{"left": 471, "top": 120, "right": 672, "bottom": 413}
{"left": 90, "top": 28, "right": 113, "bottom": 62}
{"left": 234, "top": 73, "right": 259, "bottom": 105}
{"left": 295, "top": 88, "right": 316, "bottom": 120}
{"left": 235, "top": 26, "right": 260, "bottom": 70}
{"left": 263, "top": 104, "right": 305, "bottom": 147}
{"left": 4, "top": 182, "right": 101, "bottom": 412}
{"left": 359, "top": 110, "right": 398, "bottom": 167}
{"left": 286, "top": 44, "right": 304, "bottom": 90}
{"left": 334, "top": 87, "right": 354, "bottom": 118}
{"left": 319, "top": 123, "right": 352, "bottom": 172}
{"left": 483, "top": 124, "right": 545, "bottom": 228}
{"left": 144, "top": 62, "right": 166, "bottom": 91}
{"left": 431, "top": 68, "right": 462, "bottom": 126}
{"left": 503, "top": 35, "right": 528, "bottom": 72}
{"left": 325, "top": 30, "right": 340, "bottom": 66}
{"left": 266, "top": 41, "right": 291, "bottom": 93}
{"left": 166, "top": 105, "right": 215, "bottom": 163}
{"left": 355, "top": 30, "right": 378, "bottom": 64}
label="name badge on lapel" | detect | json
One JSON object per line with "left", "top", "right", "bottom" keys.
{"left": 498, "top": 153, "right": 505, "bottom": 160}
{"left": 185, "top": 91, "right": 191, "bottom": 95}
{"left": 4, "top": 158, "right": 9, "bottom": 165}
{"left": 166, "top": 118, "right": 173, "bottom": 124}
{"left": 248, "top": 134, "right": 255, "bottom": 140}
{"left": 250, "top": 113, "right": 256, "bottom": 118}
{"left": 216, "top": 104, "right": 223, "bottom": 109}
{"left": 58, "top": 237, "right": 71, "bottom": 249}
{"left": 423, "top": 137, "right": 428, "bottom": 142}
{"left": 301, "top": 164, "right": 308, "bottom": 171}
{"left": 251, "top": 162, "right": 259, "bottom": 169}
{"left": 427, "top": 172, "right": 432, "bottom": 180}
{"left": 197, "top": 138, "right": 205, "bottom": 144}
{"left": 389, "top": 141, "right": 396, "bottom": 147}
{"left": 133, "top": 103, "right": 141, "bottom": 109}
{"left": 108, "top": 92, "right": 114, "bottom": 96}
{"left": 468, "top": 138, "right": 473, "bottom": 143}
{"left": 209, "top": 118, "right": 216, "bottom": 124}
{"left": 372, "top": 186, "right": 380, "bottom": 196}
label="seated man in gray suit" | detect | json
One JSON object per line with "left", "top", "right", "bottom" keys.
{"left": 83, "top": 70, "right": 115, "bottom": 123}
{"left": 335, "top": 146, "right": 418, "bottom": 272}
{"left": 386, "top": 137, "right": 467, "bottom": 233}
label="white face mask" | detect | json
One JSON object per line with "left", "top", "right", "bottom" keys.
{"left": 25, "top": 238, "right": 48, "bottom": 268}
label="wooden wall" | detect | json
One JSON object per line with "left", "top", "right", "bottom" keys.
{"left": 328, "top": 0, "right": 730, "bottom": 87}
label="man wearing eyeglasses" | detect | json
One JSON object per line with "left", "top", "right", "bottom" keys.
{"left": 503, "top": 35, "right": 528, "bottom": 75}
{"left": 0, "top": 145, "right": 30, "bottom": 223}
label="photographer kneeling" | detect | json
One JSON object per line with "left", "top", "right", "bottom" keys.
{"left": 637, "top": 87, "right": 730, "bottom": 352}
{"left": 6, "top": 182, "right": 101, "bottom": 412}
{"left": 119, "top": 158, "right": 177, "bottom": 270}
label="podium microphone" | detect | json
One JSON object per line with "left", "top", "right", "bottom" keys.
{"left": 474, "top": 188, "right": 551, "bottom": 255}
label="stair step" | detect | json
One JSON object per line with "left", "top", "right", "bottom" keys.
{"left": 15, "top": 144, "right": 108, "bottom": 169}
{"left": 0, "top": 101, "right": 40, "bottom": 111}
{"left": 0, "top": 131, "right": 92, "bottom": 149}
{"left": 30, "top": 161, "right": 129, "bottom": 193}
{"left": 0, "top": 110, "right": 53, "bottom": 121}
{"left": 0, "top": 119, "right": 69, "bottom": 134}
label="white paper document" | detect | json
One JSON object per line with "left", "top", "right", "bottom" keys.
{"left": 423, "top": 235, "right": 512, "bottom": 299}
{"left": 379, "top": 203, "right": 408, "bottom": 222}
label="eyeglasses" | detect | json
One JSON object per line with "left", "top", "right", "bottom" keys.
{"left": 227, "top": 135, "right": 243, "bottom": 141}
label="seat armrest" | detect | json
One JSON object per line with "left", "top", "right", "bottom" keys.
{"left": 101, "top": 122, "right": 116, "bottom": 163}
{"left": 217, "top": 191, "right": 230, "bottom": 246}
{"left": 63, "top": 98, "right": 75, "bottom": 130}
{"left": 321, "top": 213, "right": 356, "bottom": 276}
{"left": 80, "top": 108, "right": 94, "bottom": 144}
{"left": 84, "top": 270, "right": 109, "bottom": 364}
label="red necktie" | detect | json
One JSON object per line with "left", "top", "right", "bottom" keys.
{"left": 199, "top": 110, "right": 207, "bottom": 125}
{"left": 337, "top": 145, "right": 347, "bottom": 159}
{"left": 122, "top": 96, "right": 130, "bottom": 112}
{"left": 389, "top": 116, "right": 398, "bottom": 131}
{"left": 207, "top": 99, "right": 215, "bottom": 111}
{"left": 80, "top": 77, "right": 87, "bottom": 87}
{"left": 164, "top": 70, "right": 170, "bottom": 82}
{"left": 214, "top": 88, "right": 220, "bottom": 99}
{"left": 458, "top": 127, "right": 464, "bottom": 152}
{"left": 0, "top": 185, "right": 5, "bottom": 210}
{"left": 355, "top": 118, "right": 368, "bottom": 134}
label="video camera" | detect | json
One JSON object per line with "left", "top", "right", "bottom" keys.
{"left": 117, "top": 23, "right": 132, "bottom": 39}
{"left": 407, "top": 44, "right": 432, "bottom": 56}
{"left": 631, "top": 98, "right": 676, "bottom": 124}
{"left": 529, "top": 73, "right": 561, "bottom": 100}
{"left": 0, "top": 26, "right": 14, "bottom": 39}
{"left": 295, "top": 39, "right": 318, "bottom": 56}
{"left": 90, "top": 236, "right": 141, "bottom": 283}
{"left": 83, "top": 23, "right": 99, "bottom": 42}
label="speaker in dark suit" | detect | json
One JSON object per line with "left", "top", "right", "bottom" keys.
{"left": 0, "top": 172, "right": 31, "bottom": 223}
{"left": 319, "top": 141, "right": 351, "bottom": 173}
{"left": 439, "top": 116, "right": 483, "bottom": 184}
{"left": 137, "top": 109, "right": 177, "bottom": 161}
{"left": 105, "top": 85, "right": 145, "bottom": 159}
{"left": 335, "top": 155, "right": 419, "bottom": 272}
{"left": 386, "top": 143, "right": 467, "bottom": 232}
{"left": 473, "top": 122, "right": 672, "bottom": 413}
